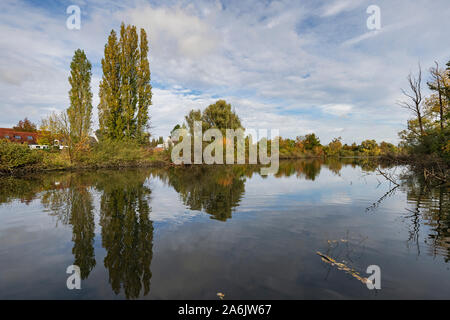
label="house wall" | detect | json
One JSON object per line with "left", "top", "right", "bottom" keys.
{"left": 0, "top": 128, "right": 39, "bottom": 144}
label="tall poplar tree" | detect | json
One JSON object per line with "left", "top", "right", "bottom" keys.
{"left": 98, "top": 23, "right": 152, "bottom": 142}
{"left": 137, "top": 28, "right": 152, "bottom": 142}
{"left": 120, "top": 23, "right": 139, "bottom": 139}
{"left": 68, "top": 49, "right": 93, "bottom": 143}
{"left": 99, "top": 30, "right": 122, "bottom": 140}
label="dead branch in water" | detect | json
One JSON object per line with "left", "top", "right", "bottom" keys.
{"left": 376, "top": 168, "right": 400, "bottom": 186}
{"left": 316, "top": 251, "right": 369, "bottom": 285}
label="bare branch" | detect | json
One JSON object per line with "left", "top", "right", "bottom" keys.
{"left": 398, "top": 63, "right": 424, "bottom": 135}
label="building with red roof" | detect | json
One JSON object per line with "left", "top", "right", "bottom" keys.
{"left": 0, "top": 128, "right": 39, "bottom": 145}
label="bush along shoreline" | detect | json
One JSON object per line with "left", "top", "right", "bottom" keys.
{"left": 0, "top": 139, "right": 170, "bottom": 177}
{"left": 380, "top": 153, "right": 449, "bottom": 186}
{"left": 1, "top": 137, "right": 447, "bottom": 182}
{"left": 0, "top": 136, "right": 397, "bottom": 177}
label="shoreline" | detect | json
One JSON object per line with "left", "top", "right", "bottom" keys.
{"left": 1, "top": 154, "right": 447, "bottom": 184}
{"left": 0, "top": 159, "right": 170, "bottom": 177}
{"left": 0, "top": 155, "right": 382, "bottom": 177}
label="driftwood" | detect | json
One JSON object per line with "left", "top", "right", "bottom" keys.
{"left": 316, "top": 251, "right": 369, "bottom": 285}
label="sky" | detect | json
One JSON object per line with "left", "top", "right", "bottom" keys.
{"left": 0, "top": 0, "right": 449, "bottom": 144}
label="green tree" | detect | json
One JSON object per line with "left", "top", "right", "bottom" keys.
{"left": 184, "top": 109, "right": 203, "bottom": 135}
{"left": 202, "top": 100, "right": 243, "bottom": 134}
{"left": 359, "top": 139, "right": 380, "bottom": 156}
{"left": 99, "top": 23, "right": 152, "bottom": 142}
{"left": 399, "top": 60, "right": 450, "bottom": 158}
{"left": 327, "top": 137, "right": 342, "bottom": 156}
{"left": 303, "top": 133, "right": 321, "bottom": 150}
{"left": 427, "top": 62, "right": 448, "bottom": 131}
{"left": 119, "top": 23, "right": 139, "bottom": 139}
{"left": 99, "top": 29, "right": 122, "bottom": 139}
{"left": 379, "top": 141, "right": 397, "bottom": 154}
{"left": 67, "top": 49, "right": 93, "bottom": 143}
{"left": 184, "top": 100, "right": 243, "bottom": 135}
{"left": 137, "top": 28, "right": 152, "bottom": 143}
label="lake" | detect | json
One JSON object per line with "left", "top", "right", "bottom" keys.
{"left": 0, "top": 159, "right": 449, "bottom": 299}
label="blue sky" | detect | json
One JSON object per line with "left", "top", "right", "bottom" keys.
{"left": 0, "top": 0, "right": 449, "bottom": 144}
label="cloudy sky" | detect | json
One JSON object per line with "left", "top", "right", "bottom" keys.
{"left": 0, "top": 0, "right": 449, "bottom": 144}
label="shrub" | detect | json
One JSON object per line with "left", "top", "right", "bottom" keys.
{"left": 89, "top": 139, "right": 150, "bottom": 165}
{"left": 0, "top": 140, "right": 42, "bottom": 170}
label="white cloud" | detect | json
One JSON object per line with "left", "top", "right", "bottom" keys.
{"left": 320, "top": 0, "right": 363, "bottom": 17}
{"left": 321, "top": 104, "right": 353, "bottom": 117}
{"left": 123, "top": 5, "right": 218, "bottom": 59}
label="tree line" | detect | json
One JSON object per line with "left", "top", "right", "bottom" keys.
{"left": 169, "top": 100, "right": 398, "bottom": 160}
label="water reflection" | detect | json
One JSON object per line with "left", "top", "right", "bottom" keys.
{"left": 0, "top": 171, "right": 154, "bottom": 299}
{"left": 150, "top": 158, "right": 384, "bottom": 221}
{"left": 28, "top": 173, "right": 96, "bottom": 279}
{"left": 97, "top": 171, "right": 154, "bottom": 299}
{"left": 153, "top": 166, "right": 247, "bottom": 221}
{"left": 0, "top": 160, "right": 449, "bottom": 299}
{"left": 402, "top": 174, "right": 450, "bottom": 262}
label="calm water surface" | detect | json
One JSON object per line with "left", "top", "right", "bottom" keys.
{"left": 0, "top": 159, "right": 449, "bottom": 299}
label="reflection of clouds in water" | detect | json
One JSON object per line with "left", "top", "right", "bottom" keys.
{"left": 321, "top": 192, "right": 352, "bottom": 205}
{"left": 241, "top": 166, "right": 378, "bottom": 210}
{"left": 146, "top": 178, "right": 201, "bottom": 223}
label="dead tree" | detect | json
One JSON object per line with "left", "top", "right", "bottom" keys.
{"left": 398, "top": 64, "right": 425, "bottom": 136}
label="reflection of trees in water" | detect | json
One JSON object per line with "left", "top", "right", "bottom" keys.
{"left": 327, "top": 157, "right": 384, "bottom": 173}
{"left": 275, "top": 159, "right": 322, "bottom": 180}
{"left": 153, "top": 166, "right": 246, "bottom": 221}
{"left": 96, "top": 171, "right": 154, "bottom": 299}
{"left": 40, "top": 173, "right": 96, "bottom": 279}
{"left": 2, "top": 159, "right": 448, "bottom": 295}
{"left": 324, "top": 158, "right": 343, "bottom": 175}
{"left": 275, "top": 158, "right": 384, "bottom": 179}
{"left": 0, "top": 159, "right": 375, "bottom": 209}
{"left": 150, "top": 160, "right": 344, "bottom": 221}
{"left": 0, "top": 175, "right": 56, "bottom": 205}
{"left": 3, "top": 170, "right": 156, "bottom": 298}
{"left": 402, "top": 175, "right": 450, "bottom": 262}
{"left": 143, "top": 159, "right": 385, "bottom": 221}
{"left": 275, "top": 157, "right": 383, "bottom": 179}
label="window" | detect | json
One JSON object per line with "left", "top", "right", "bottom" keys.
{"left": 27, "top": 136, "right": 33, "bottom": 140}
{"left": 14, "top": 136, "right": 21, "bottom": 139}
{"left": 4, "top": 135, "right": 9, "bottom": 139}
